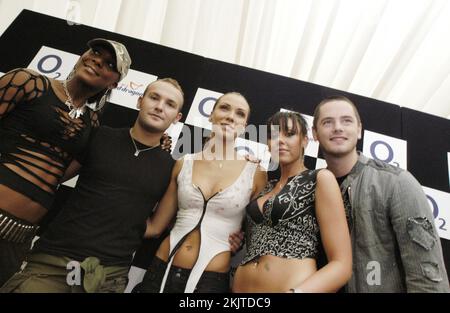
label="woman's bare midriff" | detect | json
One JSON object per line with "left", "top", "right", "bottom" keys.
{"left": 232, "top": 255, "right": 317, "bottom": 292}
{"left": 0, "top": 184, "right": 47, "bottom": 224}
{"left": 156, "top": 229, "right": 231, "bottom": 273}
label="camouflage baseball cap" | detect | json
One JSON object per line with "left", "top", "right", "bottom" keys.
{"left": 87, "top": 38, "right": 132, "bottom": 81}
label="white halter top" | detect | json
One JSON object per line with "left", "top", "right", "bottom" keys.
{"left": 159, "top": 154, "right": 257, "bottom": 293}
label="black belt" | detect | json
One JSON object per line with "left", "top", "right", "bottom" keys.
{"left": 0, "top": 210, "right": 39, "bottom": 244}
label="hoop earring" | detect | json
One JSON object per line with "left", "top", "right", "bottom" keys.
{"left": 96, "top": 89, "right": 109, "bottom": 111}
{"left": 86, "top": 89, "right": 109, "bottom": 112}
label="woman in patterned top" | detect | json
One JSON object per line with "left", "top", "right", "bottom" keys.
{"left": 0, "top": 38, "right": 131, "bottom": 286}
{"left": 233, "top": 110, "right": 352, "bottom": 293}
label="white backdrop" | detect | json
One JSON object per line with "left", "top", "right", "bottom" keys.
{"left": 0, "top": 0, "right": 450, "bottom": 119}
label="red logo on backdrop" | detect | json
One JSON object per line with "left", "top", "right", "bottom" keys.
{"left": 130, "top": 82, "right": 143, "bottom": 90}
{"left": 115, "top": 81, "right": 144, "bottom": 97}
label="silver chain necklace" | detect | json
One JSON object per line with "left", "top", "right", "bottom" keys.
{"left": 129, "top": 129, "right": 159, "bottom": 157}
{"left": 62, "top": 80, "right": 86, "bottom": 119}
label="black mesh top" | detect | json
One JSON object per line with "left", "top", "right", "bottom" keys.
{"left": 0, "top": 69, "right": 98, "bottom": 209}
{"left": 242, "top": 169, "right": 321, "bottom": 264}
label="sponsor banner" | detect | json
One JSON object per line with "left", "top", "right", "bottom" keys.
{"left": 109, "top": 70, "right": 158, "bottom": 110}
{"left": 166, "top": 121, "right": 184, "bottom": 155}
{"left": 235, "top": 137, "right": 271, "bottom": 170}
{"left": 423, "top": 186, "right": 450, "bottom": 240}
{"left": 28, "top": 46, "right": 79, "bottom": 80}
{"left": 448, "top": 152, "right": 450, "bottom": 188}
{"left": 363, "top": 130, "right": 407, "bottom": 170}
{"left": 124, "top": 266, "right": 146, "bottom": 293}
{"left": 185, "top": 88, "right": 223, "bottom": 130}
{"left": 315, "top": 158, "right": 328, "bottom": 170}
{"left": 62, "top": 175, "right": 79, "bottom": 188}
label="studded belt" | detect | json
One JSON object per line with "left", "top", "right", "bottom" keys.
{"left": 0, "top": 210, "right": 39, "bottom": 244}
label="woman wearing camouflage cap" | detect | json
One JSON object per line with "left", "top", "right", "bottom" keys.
{"left": 0, "top": 38, "right": 131, "bottom": 287}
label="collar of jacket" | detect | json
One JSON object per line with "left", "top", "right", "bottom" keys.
{"left": 339, "top": 152, "right": 367, "bottom": 191}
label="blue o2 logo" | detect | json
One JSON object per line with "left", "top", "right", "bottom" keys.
{"left": 37, "top": 54, "right": 63, "bottom": 79}
{"left": 198, "top": 97, "right": 217, "bottom": 118}
{"left": 426, "top": 195, "right": 439, "bottom": 219}
{"left": 370, "top": 140, "right": 399, "bottom": 167}
{"left": 426, "top": 194, "right": 447, "bottom": 231}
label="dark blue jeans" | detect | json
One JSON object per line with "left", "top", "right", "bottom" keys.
{"left": 132, "top": 256, "right": 230, "bottom": 293}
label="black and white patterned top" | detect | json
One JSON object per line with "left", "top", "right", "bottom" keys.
{"left": 241, "top": 169, "right": 321, "bottom": 264}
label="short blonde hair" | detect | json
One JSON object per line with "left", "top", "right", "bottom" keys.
{"left": 143, "top": 78, "right": 185, "bottom": 110}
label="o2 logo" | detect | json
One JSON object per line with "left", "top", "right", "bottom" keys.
{"left": 28, "top": 46, "right": 79, "bottom": 81}
{"left": 369, "top": 140, "right": 399, "bottom": 167}
{"left": 363, "top": 130, "right": 407, "bottom": 169}
{"left": 198, "top": 97, "right": 218, "bottom": 118}
{"left": 37, "top": 54, "right": 63, "bottom": 79}
{"left": 426, "top": 195, "right": 447, "bottom": 232}
{"left": 186, "top": 88, "right": 223, "bottom": 130}
{"left": 236, "top": 146, "right": 255, "bottom": 156}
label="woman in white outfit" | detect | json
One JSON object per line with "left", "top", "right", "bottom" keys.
{"left": 133, "top": 92, "right": 267, "bottom": 293}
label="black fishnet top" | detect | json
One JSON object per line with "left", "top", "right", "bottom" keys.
{"left": 0, "top": 68, "right": 99, "bottom": 209}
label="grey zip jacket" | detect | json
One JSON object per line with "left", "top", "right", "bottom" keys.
{"left": 341, "top": 153, "right": 449, "bottom": 292}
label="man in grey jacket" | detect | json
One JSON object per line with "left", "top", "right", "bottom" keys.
{"left": 312, "top": 95, "right": 449, "bottom": 292}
